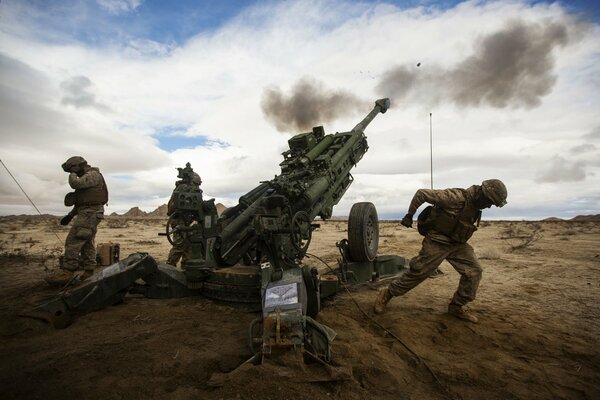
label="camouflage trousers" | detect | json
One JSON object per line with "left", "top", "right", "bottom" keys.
{"left": 63, "top": 211, "right": 103, "bottom": 272}
{"left": 167, "top": 218, "right": 191, "bottom": 267}
{"left": 388, "top": 236, "right": 482, "bottom": 306}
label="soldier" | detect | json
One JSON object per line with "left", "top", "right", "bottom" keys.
{"left": 46, "top": 156, "right": 108, "bottom": 285}
{"left": 374, "top": 179, "right": 508, "bottom": 323}
{"left": 166, "top": 172, "right": 202, "bottom": 268}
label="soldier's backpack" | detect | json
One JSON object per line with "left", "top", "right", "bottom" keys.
{"left": 417, "top": 205, "right": 435, "bottom": 236}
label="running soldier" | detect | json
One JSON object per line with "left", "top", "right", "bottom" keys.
{"left": 374, "top": 179, "right": 507, "bottom": 322}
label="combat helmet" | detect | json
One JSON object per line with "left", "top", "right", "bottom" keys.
{"left": 192, "top": 172, "right": 202, "bottom": 186}
{"left": 481, "top": 179, "right": 507, "bottom": 207}
{"left": 62, "top": 156, "right": 87, "bottom": 172}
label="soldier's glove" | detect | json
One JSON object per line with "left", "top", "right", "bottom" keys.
{"left": 400, "top": 213, "right": 413, "bottom": 228}
{"left": 60, "top": 215, "right": 73, "bottom": 226}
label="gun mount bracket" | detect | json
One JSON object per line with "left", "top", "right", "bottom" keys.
{"left": 291, "top": 211, "right": 312, "bottom": 255}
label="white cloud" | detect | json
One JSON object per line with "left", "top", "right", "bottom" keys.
{"left": 96, "top": 0, "right": 142, "bottom": 15}
{"left": 0, "top": 0, "right": 599, "bottom": 219}
{"left": 535, "top": 155, "right": 587, "bottom": 183}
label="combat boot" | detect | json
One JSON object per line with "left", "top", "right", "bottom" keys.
{"left": 374, "top": 287, "right": 393, "bottom": 315}
{"left": 447, "top": 303, "right": 478, "bottom": 323}
{"left": 44, "top": 268, "right": 75, "bottom": 287}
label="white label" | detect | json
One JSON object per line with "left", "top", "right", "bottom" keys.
{"left": 264, "top": 283, "right": 299, "bottom": 308}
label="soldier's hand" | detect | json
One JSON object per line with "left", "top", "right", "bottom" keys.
{"left": 60, "top": 215, "right": 73, "bottom": 226}
{"left": 400, "top": 213, "right": 413, "bottom": 228}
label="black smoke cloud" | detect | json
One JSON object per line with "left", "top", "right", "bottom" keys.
{"left": 376, "top": 19, "right": 576, "bottom": 109}
{"left": 261, "top": 77, "right": 369, "bottom": 133}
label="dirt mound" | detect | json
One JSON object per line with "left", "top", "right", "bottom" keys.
{"left": 543, "top": 217, "right": 564, "bottom": 221}
{"left": 216, "top": 203, "right": 226, "bottom": 216}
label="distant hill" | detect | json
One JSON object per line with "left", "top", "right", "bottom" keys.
{"left": 570, "top": 214, "right": 600, "bottom": 222}
{"left": 147, "top": 204, "right": 168, "bottom": 218}
{"left": 108, "top": 203, "right": 228, "bottom": 218}
{"left": 541, "top": 215, "right": 600, "bottom": 222}
{"left": 121, "top": 207, "right": 147, "bottom": 218}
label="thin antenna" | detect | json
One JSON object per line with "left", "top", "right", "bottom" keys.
{"left": 1, "top": 159, "right": 63, "bottom": 244}
{"left": 429, "top": 112, "right": 433, "bottom": 189}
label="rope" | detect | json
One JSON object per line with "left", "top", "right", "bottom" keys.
{"left": 1, "top": 159, "right": 64, "bottom": 245}
{"left": 305, "top": 252, "right": 460, "bottom": 400}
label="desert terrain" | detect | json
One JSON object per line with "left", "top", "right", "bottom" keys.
{"left": 0, "top": 215, "right": 598, "bottom": 400}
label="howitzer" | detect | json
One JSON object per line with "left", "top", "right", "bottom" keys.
{"left": 211, "top": 98, "right": 391, "bottom": 271}
{"left": 28, "top": 98, "right": 409, "bottom": 364}
{"left": 192, "top": 98, "right": 392, "bottom": 360}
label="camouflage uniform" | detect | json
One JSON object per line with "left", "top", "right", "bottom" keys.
{"left": 63, "top": 168, "right": 107, "bottom": 273}
{"left": 166, "top": 179, "right": 200, "bottom": 267}
{"left": 375, "top": 180, "right": 507, "bottom": 320}
{"left": 388, "top": 186, "right": 483, "bottom": 306}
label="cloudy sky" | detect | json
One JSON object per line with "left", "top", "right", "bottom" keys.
{"left": 0, "top": 0, "right": 598, "bottom": 220}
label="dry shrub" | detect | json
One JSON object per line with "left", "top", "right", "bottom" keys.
{"left": 22, "top": 237, "right": 40, "bottom": 248}
{"left": 561, "top": 229, "right": 577, "bottom": 236}
{"left": 500, "top": 222, "right": 543, "bottom": 252}
{"left": 0, "top": 247, "right": 27, "bottom": 258}
{"left": 106, "top": 218, "right": 129, "bottom": 229}
{"left": 135, "top": 240, "right": 161, "bottom": 245}
{"left": 509, "top": 232, "right": 542, "bottom": 251}
{"left": 478, "top": 247, "right": 503, "bottom": 260}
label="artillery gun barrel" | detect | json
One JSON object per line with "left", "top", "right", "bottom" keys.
{"left": 352, "top": 98, "right": 390, "bottom": 133}
{"left": 330, "top": 98, "right": 389, "bottom": 169}
{"left": 220, "top": 182, "right": 270, "bottom": 243}
{"left": 304, "top": 98, "right": 390, "bottom": 208}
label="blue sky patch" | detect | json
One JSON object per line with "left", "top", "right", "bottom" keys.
{"left": 12, "top": 1, "right": 599, "bottom": 48}
{"left": 157, "top": 135, "right": 210, "bottom": 152}
{"left": 153, "top": 125, "right": 230, "bottom": 152}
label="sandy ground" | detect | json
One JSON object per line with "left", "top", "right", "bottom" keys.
{"left": 0, "top": 216, "right": 598, "bottom": 400}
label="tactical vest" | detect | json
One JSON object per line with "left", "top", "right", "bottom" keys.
{"left": 417, "top": 191, "right": 481, "bottom": 243}
{"left": 74, "top": 172, "right": 108, "bottom": 206}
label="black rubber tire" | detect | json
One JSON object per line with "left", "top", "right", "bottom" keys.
{"left": 347, "top": 202, "right": 379, "bottom": 262}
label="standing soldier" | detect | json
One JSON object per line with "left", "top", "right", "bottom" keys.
{"left": 45, "top": 156, "right": 108, "bottom": 285}
{"left": 374, "top": 179, "right": 507, "bottom": 323}
{"left": 166, "top": 171, "right": 202, "bottom": 268}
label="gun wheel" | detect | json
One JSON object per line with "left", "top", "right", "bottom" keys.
{"left": 165, "top": 213, "right": 189, "bottom": 246}
{"left": 291, "top": 211, "right": 312, "bottom": 255}
{"left": 248, "top": 317, "right": 264, "bottom": 355}
{"left": 347, "top": 202, "right": 379, "bottom": 262}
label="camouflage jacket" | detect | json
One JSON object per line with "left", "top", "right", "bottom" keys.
{"left": 407, "top": 185, "right": 481, "bottom": 244}
{"left": 68, "top": 167, "right": 106, "bottom": 215}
